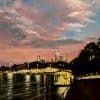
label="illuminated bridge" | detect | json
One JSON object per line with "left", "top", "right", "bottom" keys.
{"left": 0, "top": 67, "right": 73, "bottom": 100}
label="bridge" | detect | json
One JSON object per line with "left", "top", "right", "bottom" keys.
{"left": 77, "top": 74, "right": 100, "bottom": 80}
{"left": 0, "top": 68, "right": 73, "bottom": 100}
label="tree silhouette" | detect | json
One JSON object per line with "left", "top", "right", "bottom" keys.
{"left": 71, "top": 38, "right": 100, "bottom": 76}
{"left": 54, "top": 61, "right": 69, "bottom": 70}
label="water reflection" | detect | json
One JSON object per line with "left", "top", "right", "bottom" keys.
{"left": 25, "top": 74, "right": 31, "bottom": 97}
{"left": 57, "top": 87, "right": 70, "bottom": 99}
{"left": 25, "top": 75, "right": 30, "bottom": 90}
{"left": 35, "top": 74, "right": 40, "bottom": 82}
{"left": 0, "top": 70, "right": 73, "bottom": 100}
{"left": 7, "top": 73, "right": 13, "bottom": 100}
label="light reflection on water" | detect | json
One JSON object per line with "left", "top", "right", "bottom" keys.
{"left": 7, "top": 73, "right": 13, "bottom": 100}
{"left": 25, "top": 75, "right": 30, "bottom": 92}
{"left": 35, "top": 74, "right": 40, "bottom": 82}
{"left": 0, "top": 71, "right": 72, "bottom": 100}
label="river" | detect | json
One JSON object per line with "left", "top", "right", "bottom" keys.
{"left": 0, "top": 70, "right": 73, "bottom": 100}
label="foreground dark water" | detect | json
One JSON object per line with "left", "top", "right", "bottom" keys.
{"left": 0, "top": 72, "right": 71, "bottom": 100}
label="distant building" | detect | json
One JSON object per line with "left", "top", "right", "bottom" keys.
{"left": 54, "top": 50, "right": 64, "bottom": 62}
{"left": 54, "top": 50, "right": 59, "bottom": 62}
{"left": 37, "top": 56, "right": 41, "bottom": 61}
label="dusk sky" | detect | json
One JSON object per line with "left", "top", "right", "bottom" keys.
{"left": 0, "top": 0, "right": 100, "bottom": 65}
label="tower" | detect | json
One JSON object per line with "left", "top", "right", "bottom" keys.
{"left": 54, "top": 50, "right": 61, "bottom": 62}
{"left": 37, "top": 56, "right": 41, "bottom": 61}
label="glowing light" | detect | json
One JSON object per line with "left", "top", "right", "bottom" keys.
{"left": 57, "top": 87, "right": 67, "bottom": 98}
{"left": 35, "top": 75, "right": 40, "bottom": 82}
{"left": 7, "top": 72, "right": 13, "bottom": 100}
{"left": 25, "top": 75, "right": 31, "bottom": 91}
{"left": 54, "top": 71, "right": 73, "bottom": 85}
{"left": 43, "top": 67, "right": 59, "bottom": 73}
{"left": 25, "top": 75, "right": 30, "bottom": 82}
{"left": 7, "top": 73, "right": 13, "bottom": 80}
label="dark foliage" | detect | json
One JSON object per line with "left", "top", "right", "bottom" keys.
{"left": 71, "top": 38, "right": 100, "bottom": 76}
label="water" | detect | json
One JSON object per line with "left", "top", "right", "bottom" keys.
{"left": 0, "top": 71, "right": 72, "bottom": 100}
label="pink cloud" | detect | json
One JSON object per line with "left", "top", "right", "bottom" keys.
{"left": 0, "top": 0, "right": 94, "bottom": 44}
{"left": 0, "top": 0, "right": 98, "bottom": 65}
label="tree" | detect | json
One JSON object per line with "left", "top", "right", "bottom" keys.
{"left": 71, "top": 38, "right": 100, "bottom": 76}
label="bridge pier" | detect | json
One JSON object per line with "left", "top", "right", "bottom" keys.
{"left": 45, "top": 73, "right": 54, "bottom": 100}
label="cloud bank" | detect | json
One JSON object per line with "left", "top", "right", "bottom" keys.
{"left": 0, "top": 0, "right": 99, "bottom": 64}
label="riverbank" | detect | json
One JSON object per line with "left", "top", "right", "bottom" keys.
{"left": 65, "top": 78, "right": 100, "bottom": 100}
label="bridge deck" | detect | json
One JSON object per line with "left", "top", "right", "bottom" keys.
{"left": 53, "top": 84, "right": 70, "bottom": 87}
{"left": 77, "top": 75, "right": 100, "bottom": 80}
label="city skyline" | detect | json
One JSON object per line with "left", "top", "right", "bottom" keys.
{"left": 0, "top": 0, "right": 100, "bottom": 65}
